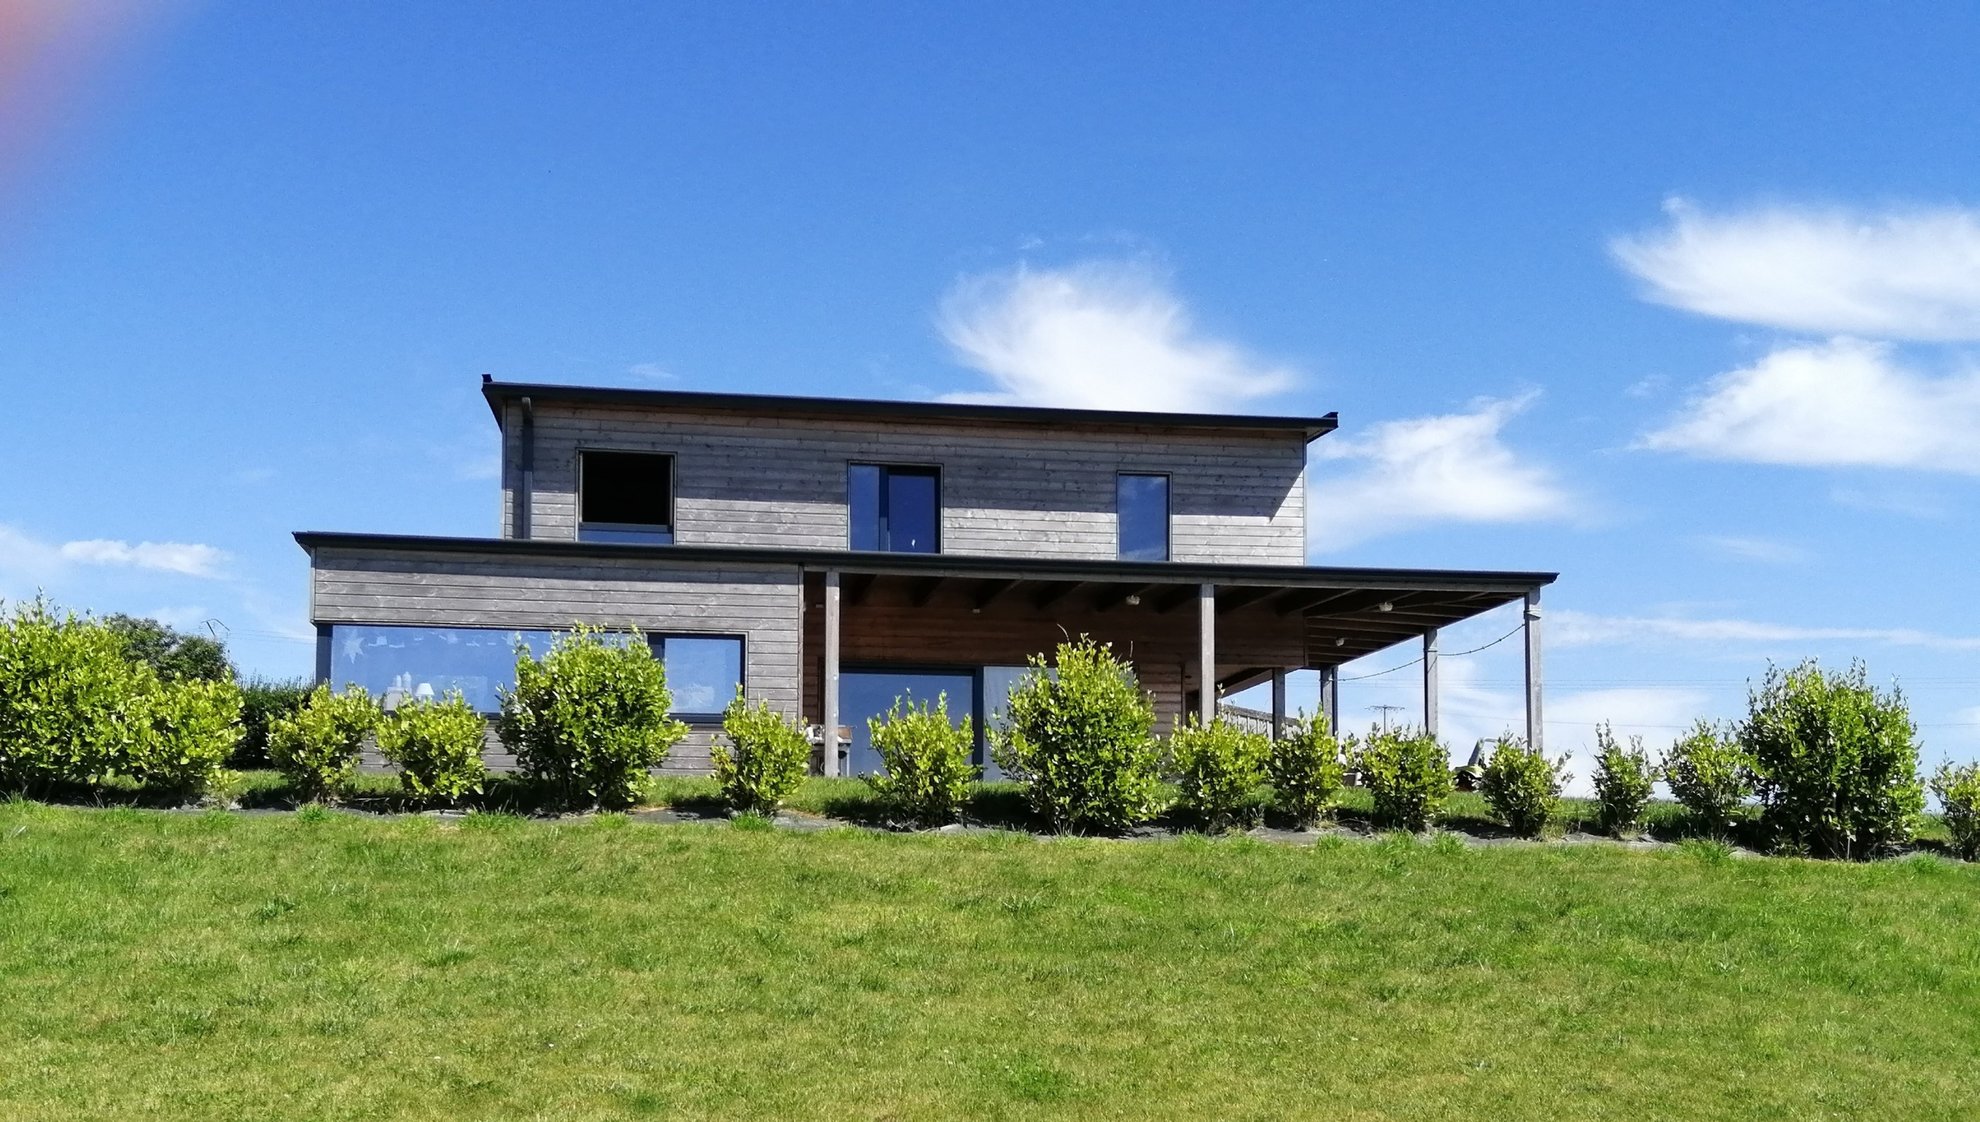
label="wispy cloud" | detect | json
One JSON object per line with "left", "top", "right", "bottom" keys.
{"left": 1640, "top": 338, "right": 1980, "bottom": 473}
{"left": 0, "top": 524, "right": 228, "bottom": 580}
{"left": 1309, "top": 393, "right": 1578, "bottom": 551}
{"left": 1553, "top": 609, "right": 1980, "bottom": 653}
{"left": 627, "top": 362, "right": 676, "bottom": 383}
{"left": 1829, "top": 484, "right": 1950, "bottom": 520}
{"left": 1613, "top": 198, "right": 1980, "bottom": 340}
{"left": 936, "top": 258, "right": 1297, "bottom": 411}
{"left": 1697, "top": 535, "right": 1806, "bottom": 564}
{"left": 58, "top": 539, "right": 227, "bottom": 578}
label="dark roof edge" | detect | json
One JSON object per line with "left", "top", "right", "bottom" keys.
{"left": 294, "top": 531, "right": 1557, "bottom": 590}
{"left": 480, "top": 379, "right": 1339, "bottom": 441}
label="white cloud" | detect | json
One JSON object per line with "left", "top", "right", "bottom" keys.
{"left": 1309, "top": 393, "right": 1577, "bottom": 551}
{"left": 1697, "top": 535, "right": 1806, "bottom": 564}
{"left": 627, "top": 362, "right": 676, "bottom": 383}
{"left": 935, "top": 259, "right": 1297, "bottom": 411}
{"left": 57, "top": 539, "right": 227, "bottom": 578}
{"left": 1641, "top": 338, "right": 1980, "bottom": 472}
{"left": 1613, "top": 198, "right": 1980, "bottom": 340}
{"left": 0, "top": 524, "right": 227, "bottom": 582}
{"left": 1553, "top": 609, "right": 1980, "bottom": 653}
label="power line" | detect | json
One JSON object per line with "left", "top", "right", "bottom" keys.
{"left": 1338, "top": 622, "right": 1526, "bottom": 683}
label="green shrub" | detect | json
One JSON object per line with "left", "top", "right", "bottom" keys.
{"left": 236, "top": 677, "right": 311, "bottom": 769}
{"left": 1740, "top": 661, "right": 1923, "bottom": 859}
{"left": 863, "top": 694, "right": 978, "bottom": 827}
{"left": 1167, "top": 716, "right": 1270, "bottom": 832}
{"left": 1477, "top": 735, "right": 1565, "bottom": 839}
{"left": 1355, "top": 726, "right": 1451, "bottom": 832}
{"left": 268, "top": 685, "right": 380, "bottom": 802}
{"left": 498, "top": 624, "right": 686, "bottom": 809}
{"left": 1930, "top": 762, "right": 1980, "bottom": 861}
{"left": 0, "top": 597, "right": 144, "bottom": 791}
{"left": 377, "top": 691, "right": 488, "bottom": 804}
{"left": 1591, "top": 722, "right": 1657, "bottom": 837}
{"left": 715, "top": 694, "right": 811, "bottom": 816}
{"left": 1267, "top": 714, "right": 1345, "bottom": 828}
{"left": 1664, "top": 719, "right": 1752, "bottom": 838}
{"left": 124, "top": 676, "right": 244, "bottom": 798}
{"left": 992, "top": 637, "right": 1163, "bottom": 833}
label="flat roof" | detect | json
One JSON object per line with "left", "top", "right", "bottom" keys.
{"left": 481, "top": 378, "right": 1339, "bottom": 441}
{"left": 294, "top": 531, "right": 1553, "bottom": 592}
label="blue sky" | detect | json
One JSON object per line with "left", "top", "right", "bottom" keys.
{"left": 5, "top": 2, "right": 1980, "bottom": 784}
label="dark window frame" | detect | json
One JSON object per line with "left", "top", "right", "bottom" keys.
{"left": 842, "top": 659, "right": 989, "bottom": 761}
{"left": 1115, "top": 471, "right": 1172, "bottom": 562}
{"left": 577, "top": 448, "right": 677, "bottom": 543}
{"left": 847, "top": 461, "right": 943, "bottom": 554}
{"left": 647, "top": 631, "right": 747, "bottom": 723}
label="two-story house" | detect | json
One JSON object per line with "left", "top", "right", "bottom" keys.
{"left": 296, "top": 377, "right": 1556, "bottom": 775}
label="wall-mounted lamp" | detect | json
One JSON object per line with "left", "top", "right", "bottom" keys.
{"left": 1125, "top": 594, "right": 1142, "bottom": 606}
{"left": 1377, "top": 601, "right": 1394, "bottom": 612}
{"left": 1334, "top": 637, "right": 1347, "bottom": 647}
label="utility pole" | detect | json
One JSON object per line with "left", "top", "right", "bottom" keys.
{"left": 1369, "top": 703, "right": 1406, "bottom": 732}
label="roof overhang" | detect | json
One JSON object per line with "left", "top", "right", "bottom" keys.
{"left": 296, "top": 532, "right": 1553, "bottom": 667}
{"left": 480, "top": 378, "right": 1339, "bottom": 443}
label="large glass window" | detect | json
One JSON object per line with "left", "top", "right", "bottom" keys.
{"left": 330, "top": 625, "right": 556, "bottom": 714}
{"left": 841, "top": 668, "right": 976, "bottom": 776}
{"left": 848, "top": 463, "right": 940, "bottom": 553}
{"left": 1117, "top": 473, "right": 1170, "bottom": 561}
{"left": 326, "top": 625, "right": 743, "bottom": 719}
{"left": 580, "top": 451, "right": 673, "bottom": 543}
{"left": 650, "top": 635, "right": 744, "bottom": 720}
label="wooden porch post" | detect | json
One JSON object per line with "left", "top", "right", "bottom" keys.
{"left": 1422, "top": 628, "right": 1440, "bottom": 738}
{"left": 1270, "top": 669, "right": 1287, "bottom": 740}
{"left": 823, "top": 569, "right": 841, "bottom": 777}
{"left": 1320, "top": 665, "right": 1338, "bottom": 732}
{"left": 1523, "top": 587, "right": 1543, "bottom": 751}
{"left": 1198, "top": 583, "right": 1216, "bottom": 724}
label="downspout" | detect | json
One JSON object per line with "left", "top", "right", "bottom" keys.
{"left": 515, "top": 396, "right": 535, "bottom": 539}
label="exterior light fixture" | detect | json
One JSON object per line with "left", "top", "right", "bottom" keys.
{"left": 1377, "top": 601, "right": 1394, "bottom": 612}
{"left": 1125, "top": 594, "right": 1142, "bottom": 606}
{"left": 1334, "top": 637, "right": 1346, "bottom": 647}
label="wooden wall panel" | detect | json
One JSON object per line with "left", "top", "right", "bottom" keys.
{"left": 509, "top": 403, "right": 1308, "bottom": 565}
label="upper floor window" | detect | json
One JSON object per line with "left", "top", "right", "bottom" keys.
{"left": 579, "top": 451, "right": 673, "bottom": 543}
{"left": 849, "top": 463, "right": 939, "bottom": 553}
{"left": 1117, "top": 473, "right": 1170, "bottom": 561}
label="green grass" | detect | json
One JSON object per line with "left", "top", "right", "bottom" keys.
{"left": 2, "top": 802, "right": 1978, "bottom": 1119}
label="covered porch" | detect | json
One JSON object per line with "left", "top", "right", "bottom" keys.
{"left": 800, "top": 557, "right": 1555, "bottom": 776}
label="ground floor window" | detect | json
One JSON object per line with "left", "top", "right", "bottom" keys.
{"left": 325, "top": 624, "right": 742, "bottom": 719}
{"left": 841, "top": 664, "right": 1039, "bottom": 779}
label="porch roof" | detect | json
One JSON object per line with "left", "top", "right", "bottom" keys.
{"left": 295, "top": 531, "right": 1554, "bottom": 667}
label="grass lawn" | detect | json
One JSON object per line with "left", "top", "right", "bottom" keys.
{"left": 3, "top": 802, "right": 1977, "bottom": 1120}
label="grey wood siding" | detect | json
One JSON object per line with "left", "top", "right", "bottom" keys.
{"left": 310, "top": 547, "right": 802, "bottom": 775}
{"left": 504, "top": 403, "right": 1307, "bottom": 564}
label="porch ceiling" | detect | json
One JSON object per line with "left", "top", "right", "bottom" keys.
{"left": 817, "top": 567, "right": 1537, "bottom": 669}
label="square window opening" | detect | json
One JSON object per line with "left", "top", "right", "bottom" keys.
{"left": 580, "top": 451, "right": 674, "bottom": 543}
{"left": 849, "top": 463, "right": 940, "bottom": 553}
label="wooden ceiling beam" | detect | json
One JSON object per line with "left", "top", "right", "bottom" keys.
{"left": 1032, "top": 581, "right": 1084, "bottom": 611}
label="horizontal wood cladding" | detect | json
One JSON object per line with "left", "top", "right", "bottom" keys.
{"left": 358, "top": 723, "right": 718, "bottom": 778}
{"left": 310, "top": 548, "right": 803, "bottom": 739}
{"left": 507, "top": 403, "right": 1307, "bottom": 565}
